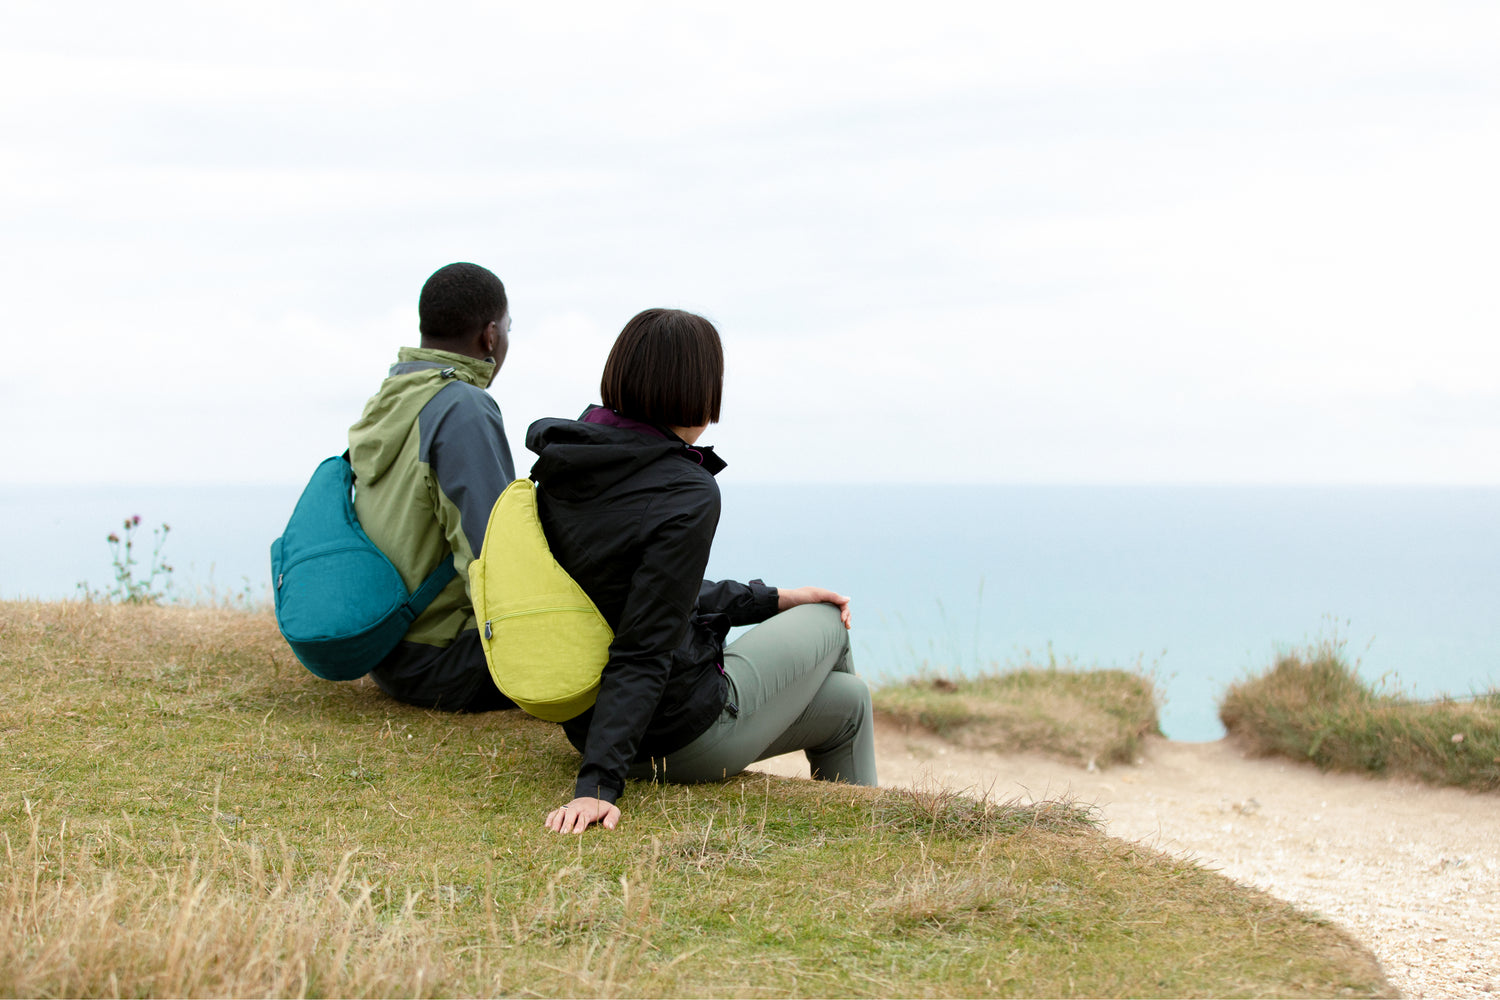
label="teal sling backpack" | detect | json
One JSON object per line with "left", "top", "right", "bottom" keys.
{"left": 270, "top": 453, "right": 456, "bottom": 681}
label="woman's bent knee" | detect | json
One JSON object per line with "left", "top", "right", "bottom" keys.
{"left": 778, "top": 602, "right": 852, "bottom": 667}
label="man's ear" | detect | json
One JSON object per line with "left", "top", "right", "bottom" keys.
{"left": 480, "top": 321, "right": 499, "bottom": 358}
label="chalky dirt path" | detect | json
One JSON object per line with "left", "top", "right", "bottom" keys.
{"left": 753, "top": 724, "right": 1500, "bottom": 999}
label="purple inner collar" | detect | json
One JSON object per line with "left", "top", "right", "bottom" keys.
{"left": 584, "top": 407, "right": 669, "bottom": 440}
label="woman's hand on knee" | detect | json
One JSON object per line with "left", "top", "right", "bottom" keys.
{"left": 776, "top": 586, "right": 852, "bottom": 628}
{"left": 545, "top": 797, "right": 621, "bottom": 834}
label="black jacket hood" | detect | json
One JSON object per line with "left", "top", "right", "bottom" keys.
{"left": 526, "top": 407, "right": 726, "bottom": 501}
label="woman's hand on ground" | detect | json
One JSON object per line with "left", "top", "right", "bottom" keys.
{"left": 545, "top": 797, "right": 621, "bottom": 834}
{"left": 776, "top": 586, "right": 852, "bottom": 628}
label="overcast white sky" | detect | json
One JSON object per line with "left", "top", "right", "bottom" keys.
{"left": 3, "top": 1, "right": 1497, "bottom": 486}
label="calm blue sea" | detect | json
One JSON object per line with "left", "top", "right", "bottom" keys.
{"left": 2, "top": 483, "right": 1495, "bottom": 742}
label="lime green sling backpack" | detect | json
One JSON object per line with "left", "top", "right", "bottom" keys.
{"left": 469, "top": 478, "right": 614, "bottom": 722}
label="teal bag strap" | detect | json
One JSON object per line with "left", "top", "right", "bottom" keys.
{"left": 403, "top": 553, "right": 457, "bottom": 619}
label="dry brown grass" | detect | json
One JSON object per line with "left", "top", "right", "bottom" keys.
{"left": 3, "top": 806, "right": 449, "bottom": 998}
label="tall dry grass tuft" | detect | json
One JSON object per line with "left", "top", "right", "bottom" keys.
{"left": 872, "top": 784, "right": 1097, "bottom": 840}
{"left": 1, "top": 803, "right": 448, "bottom": 998}
{"left": 1220, "top": 641, "right": 1500, "bottom": 791}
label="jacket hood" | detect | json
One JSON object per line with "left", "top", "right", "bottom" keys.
{"left": 348, "top": 348, "right": 497, "bottom": 485}
{"left": 527, "top": 406, "right": 726, "bottom": 501}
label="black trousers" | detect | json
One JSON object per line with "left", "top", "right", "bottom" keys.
{"left": 370, "top": 629, "right": 517, "bottom": 712}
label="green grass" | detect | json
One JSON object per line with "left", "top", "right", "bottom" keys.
{"left": 0, "top": 602, "right": 1390, "bottom": 997}
{"left": 1219, "top": 641, "right": 1500, "bottom": 791}
{"left": 874, "top": 664, "right": 1162, "bottom": 768}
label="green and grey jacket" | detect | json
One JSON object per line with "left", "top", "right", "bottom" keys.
{"left": 348, "top": 348, "right": 515, "bottom": 656}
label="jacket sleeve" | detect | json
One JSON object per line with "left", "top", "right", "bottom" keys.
{"left": 574, "top": 481, "right": 720, "bottom": 804}
{"left": 421, "top": 383, "right": 517, "bottom": 596}
{"left": 697, "top": 578, "right": 779, "bottom": 626}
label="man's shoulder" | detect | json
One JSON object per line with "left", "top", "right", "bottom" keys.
{"left": 416, "top": 381, "right": 507, "bottom": 465}
{"left": 419, "top": 379, "right": 502, "bottom": 425}
{"left": 417, "top": 380, "right": 504, "bottom": 434}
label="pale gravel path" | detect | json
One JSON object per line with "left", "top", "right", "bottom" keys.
{"left": 752, "top": 724, "right": 1500, "bottom": 999}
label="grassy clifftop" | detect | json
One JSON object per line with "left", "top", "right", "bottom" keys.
{"left": 0, "top": 602, "right": 1389, "bottom": 997}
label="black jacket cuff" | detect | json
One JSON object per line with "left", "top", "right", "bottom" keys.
{"left": 574, "top": 777, "right": 621, "bottom": 806}
{"left": 747, "top": 578, "right": 780, "bottom": 619}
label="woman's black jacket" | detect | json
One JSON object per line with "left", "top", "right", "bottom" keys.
{"left": 526, "top": 407, "right": 779, "bottom": 805}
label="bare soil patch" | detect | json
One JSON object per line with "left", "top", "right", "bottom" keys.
{"left": 754, "top": 722, "right": 1500, "bottom": 999}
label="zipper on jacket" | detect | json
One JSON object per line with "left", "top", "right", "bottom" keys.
{"left": 718, "top": 661, "right": 738, "bottom": 716}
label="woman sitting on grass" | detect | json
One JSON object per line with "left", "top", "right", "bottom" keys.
{"left": 527, "top": 308, "right": 877, "bottom": 834}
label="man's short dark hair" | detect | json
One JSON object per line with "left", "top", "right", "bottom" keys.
{"left": 418, "top": 263, "right": 507, "bottom": 342}
{"left": 601, "top": 308, "right": 723, "bottom": 428}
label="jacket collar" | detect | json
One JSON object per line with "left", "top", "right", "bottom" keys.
{"left": 392, "top": 346, "right": 497, "bottom": 389}
{"left": 581, "top": 405, "right": 727, "bottom": 474}
{"left": 583, "top": 405, "right": 667, "bottom": 439}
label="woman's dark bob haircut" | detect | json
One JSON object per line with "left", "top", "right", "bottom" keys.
{"left": 600, "top": 308, "right": 723, "bottom": 428}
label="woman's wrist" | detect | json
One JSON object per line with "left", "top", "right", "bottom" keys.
{"left": 774, "top": 586, "right": 854, "bottom": 628}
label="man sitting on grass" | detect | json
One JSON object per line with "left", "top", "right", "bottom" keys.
{"left": 347, "top": 262, "right": 518, "bottom": 711}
